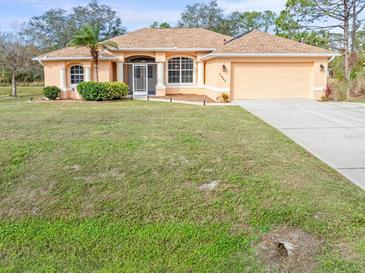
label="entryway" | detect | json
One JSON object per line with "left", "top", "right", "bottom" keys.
{"left": 125, "top": 56, "right": 157, "bottom": 96}
{"left": 133, "top": 65, "right": 148, "bottom": 95}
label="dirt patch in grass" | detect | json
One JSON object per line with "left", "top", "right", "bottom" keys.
{"left": 256, "top": 226, "right": 324, "bottom": 272}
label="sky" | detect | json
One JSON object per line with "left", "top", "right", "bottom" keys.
{"left": 0, "top": 0, "right": 287, "bottom": 32}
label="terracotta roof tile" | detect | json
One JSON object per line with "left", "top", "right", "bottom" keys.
{"left": 36, "top": 46, "right": 115, "bottom": 59}
{"left": 107, "top": 28, "right": 231, "bottom": 49}
{"left": 212, "top": 30, "right": 334, "bottom": 55}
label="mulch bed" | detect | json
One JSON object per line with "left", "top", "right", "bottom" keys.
{"left": 154, "top": 94, "right": 217, "bottom": 103}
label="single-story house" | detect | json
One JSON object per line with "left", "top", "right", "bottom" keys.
{"left": 33, "top": 28, "right": 338, "bottom": 101}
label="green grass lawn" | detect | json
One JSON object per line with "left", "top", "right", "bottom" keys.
{"left": 0, "top": 88, "right": 365, "bottom": 272}
{"left": 0, "top": 86, "right": 44, "bottom": 100}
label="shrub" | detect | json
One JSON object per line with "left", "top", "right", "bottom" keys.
{"left": 104, "top": 82, "right": 129, "bottom": 99}
{"left": 217, "top": 93, "right": 230, "bottom": 103}
{"left": 351, "top": 70, "right": 365, "bottom": 97}
{"left": 327, "top": 78, "right": 348, "bottom": 101}
{"left": 43, "top": 86, "right": 61, "bottom": 100}
{"left": 77, "top": 81, "right": 129, "bottom": 101}
{"left": 320, "top": 95, "right": 331, "bottom": 102}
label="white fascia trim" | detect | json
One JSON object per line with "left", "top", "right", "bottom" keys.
{"left": 113, "top": 48, "right": 216, "bottom": 52}
{"left": 201, "top": 53, "right": 341, "bottom": 60}
{"left": 32, "top": 56, "right": 118, "bottom": 61}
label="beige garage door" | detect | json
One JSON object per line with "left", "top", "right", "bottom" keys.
{"left": 232, "top": 62, "right": 312, "bottom": 99}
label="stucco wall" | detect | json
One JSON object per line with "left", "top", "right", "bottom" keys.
{"left": 41, "top": 52, "right": 329, "bottom": 101}
{"left": 42, "top": 60, "right": 113, "bottom": 99}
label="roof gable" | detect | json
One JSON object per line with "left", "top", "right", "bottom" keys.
{"left": 212, "top": 30, "right": 335, "bottom": 55}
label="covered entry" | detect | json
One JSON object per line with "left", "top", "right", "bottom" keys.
{"left": 231, "top": 62, "right": 312, "bottom": 99}
{"left": 125, "top": 56, "right": 157, "bottom": 95}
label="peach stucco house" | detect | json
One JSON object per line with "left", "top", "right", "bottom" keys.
{"left": 33, "top": 28, "right": 338, "bottom": 101}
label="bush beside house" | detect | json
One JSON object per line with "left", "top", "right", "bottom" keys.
{"left": 77, "top": 82, "right": 129, "bottom": 101}
{"left": 43, "top": 86, "right": 61, "bottom": 100}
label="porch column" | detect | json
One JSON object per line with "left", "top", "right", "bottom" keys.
{"left": 117, "top": 62, "right": 124, "bottom": 82}
{"left": 197, "top": 61, "right": 204, "bottom": 86}
{"left": 60, "top": 66, "right": 66, "bottom": 90}
{"left": 59, "top": 66, "right": 67, "bottom": 99}
{"left": 85, "top": 67, "right": 91, "bottom": 81}
{"left": 156, "top": 62, "right": 166, "bottom": 96}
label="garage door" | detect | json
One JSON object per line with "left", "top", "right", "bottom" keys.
{"left": 232, "top": 62, "right": 312, "bottom": 99}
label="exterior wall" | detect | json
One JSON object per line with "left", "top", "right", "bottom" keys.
{"left": 44, "top": 61, "right": 64, "bottom": 87}
{"left": 41, "top": 52, "right": 329, "bottom": 101}
{"left": 42, "top": 60, "right": 113, "bottom": 99}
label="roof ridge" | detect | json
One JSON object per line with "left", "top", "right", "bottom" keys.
{"left": 224, "top": 30, "right": 255, "bottom": 45}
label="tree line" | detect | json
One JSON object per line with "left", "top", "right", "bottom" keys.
{"left": 1, "top": 0, "right": 365, "bottom": 97}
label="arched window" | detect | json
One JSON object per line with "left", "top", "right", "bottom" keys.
{"left": 70, "top": 65, "right": 84, "bottom": 85}
{"left": 168, "top": 57, "right": 194, "bottom": 84}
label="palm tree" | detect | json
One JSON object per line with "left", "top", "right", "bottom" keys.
{"left": 69, "top": 24, "right": 117, "bottom": 82}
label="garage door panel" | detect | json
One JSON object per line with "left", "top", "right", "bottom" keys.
{"left": 232, "top": 63, "right": 312, "bottom": 99}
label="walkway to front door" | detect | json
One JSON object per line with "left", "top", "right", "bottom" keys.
{"left": 236, "top": 99, "right": 365, "bottom": 190}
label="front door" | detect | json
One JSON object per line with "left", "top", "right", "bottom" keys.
{"left": 133, "top": 65, "right": 148, "bottom": 95}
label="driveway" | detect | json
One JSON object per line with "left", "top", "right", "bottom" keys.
{"left": 235, "top": 99, "right": 365, "bottom": 189}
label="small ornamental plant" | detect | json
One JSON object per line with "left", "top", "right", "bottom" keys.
{"left": 217, "top": 93, "right": 230, "bottom": 103}
{"left": 43, "top": 86, "right": 61, "bottom": 100}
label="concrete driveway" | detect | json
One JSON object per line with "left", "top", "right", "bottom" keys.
{"left": 235, "top": 99, "right": 365, "bottom": 189}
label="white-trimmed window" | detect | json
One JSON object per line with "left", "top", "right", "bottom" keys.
{"left": 168, "top": 57, "right": 194, "bottom": 84}
{"left": 70, "top": 65, "right": 84, "bottom": 85}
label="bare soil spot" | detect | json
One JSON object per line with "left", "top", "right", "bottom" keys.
{"left": 199, "top": 180, "right": 220, "bottom": 190}
{"left": 256, "top": 226, "right": 324, "bottom": 272}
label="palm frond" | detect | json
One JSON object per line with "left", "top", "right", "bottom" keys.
{"left": 98, "top": 40, "right": 118, "bottom": 50}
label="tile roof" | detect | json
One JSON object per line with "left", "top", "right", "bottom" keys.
{"left": 107, "top": 28, "right": 231, "bottom": 49}
{"left": 34, "top": 28, "right": 336, "bottom": 61}
{"left": 35, "top": 46, "right": 116, "bottom": 60}
{"left": 212, "top": 30, "right": 335, "bottom": 55}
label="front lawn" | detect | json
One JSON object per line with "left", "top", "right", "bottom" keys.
{"left": 0, "top": 92, "right": 364, "bottom": 272}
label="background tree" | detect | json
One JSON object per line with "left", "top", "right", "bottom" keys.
{"left": 69, "top": 0, "right": 125, "bottom": 40}
{"left": 177, "top": 0, "right": 229, "bottom": 34}
{"left": 150, "top": 22, "right": 171, "bottom": 29}
{"left": 22, "top": 0, "right": 125, "bottom": 51}
{"left": 228, "top": 11, "right": 277, "bottom": 36}
{"left": 0, "top": 32, "right": 34, "bottom": 97}
{"left": 278, "top": 0, "right": 365, "bottom": 85}
{"left": 69, "top": 25, "right": 117, "bottom": 82}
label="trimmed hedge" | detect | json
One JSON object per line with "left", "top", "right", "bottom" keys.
{"left": 43, "top": 86, "right": 61, "bottom": 100}
{"left": 77, "top": 82, "right": 129, "bottom": 101}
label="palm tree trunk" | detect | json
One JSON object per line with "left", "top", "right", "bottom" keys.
{"left": 11, "top": 69, "right": 17, "bottom": 97}
{"left": 95, "top": 58, "right": 99, "bottom": 82}
{"left": 91, "top": 49, "right": 99, "bottom": 82}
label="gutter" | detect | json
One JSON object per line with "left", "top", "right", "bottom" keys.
{"left": 111, "top": 47, "right": 216, "bottom": 52}
{"left": 201, "top": 52, "right": 341, "bottom": 60}
{"left": 32, "top": 56, "right": 118, "bottom": 61}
